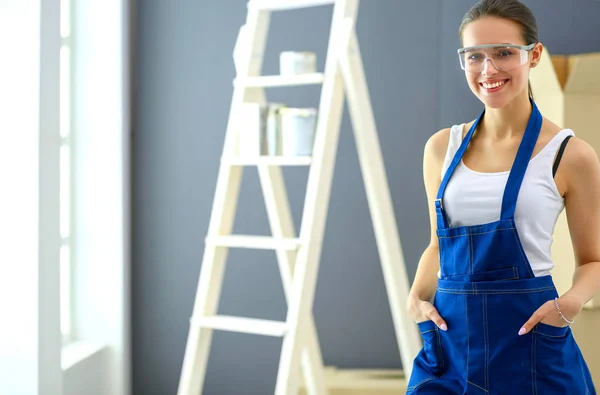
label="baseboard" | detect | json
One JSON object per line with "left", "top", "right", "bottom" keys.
{"left": 299, "top": 367, "right": 407, "bottom": 395}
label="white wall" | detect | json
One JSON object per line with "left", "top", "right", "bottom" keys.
{"left": 573, "top": 310, "right": 600, "bottom": 384}
{"left": 63, "top": 348, "right": 110, "bottom": 395}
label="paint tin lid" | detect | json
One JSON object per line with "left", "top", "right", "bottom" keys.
{"left": 279, "top": 107, "right": 318, "bottom": 117}
{"left": 280, "top": 51, "right": 316, "bottom": 57}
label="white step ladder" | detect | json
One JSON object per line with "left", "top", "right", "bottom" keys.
{"left": 177, "top": 1, "right": 421, "bottom": 394}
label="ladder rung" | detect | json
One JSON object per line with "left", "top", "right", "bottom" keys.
{"left": 206, "top": 235, "right": 301, "bottom": 250}
{"left": 247, "top": 0, "right": 335, "bottom": 11}
{"left": 225, "top": 156, "right": 312, "bottom": 166}
{"left": 192, "top": 315, "right": 288, "bottom": 337}
{"left": 234, "top": 73, "right": 324, "bottom": 88}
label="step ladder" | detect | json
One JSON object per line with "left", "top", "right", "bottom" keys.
{"left": 177, "top": 0, "right": 421, "bottom": 394}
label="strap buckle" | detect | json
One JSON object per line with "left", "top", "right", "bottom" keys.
{"left": 434, "top": 198, "right": 443, "bottom": 211}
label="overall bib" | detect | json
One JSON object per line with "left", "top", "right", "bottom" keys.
{"left": 407, "top": 101, "right": 596, "bottom": 394}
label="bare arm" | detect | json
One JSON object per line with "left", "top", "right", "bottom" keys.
{"left": 558, "top": 137, "right": 600, "bottom": 313}
{"left": 407, "top": 129, "right": 450, "bottom": 328}
{"left": 521, "top": 137, "right": 600, "bottom": 333}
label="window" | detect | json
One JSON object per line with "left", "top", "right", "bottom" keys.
{"left": 60, "top": 0, "right": 73, "bottom": 344}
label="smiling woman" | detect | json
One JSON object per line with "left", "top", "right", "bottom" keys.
{"left": 459, "top": 0, "right": 541, "bottom": 104}
{"left": 457, "top": 43, "right": 535, "bottom": 93}
{"left": 406, "top": 0, "right": 600, "bottom": 394}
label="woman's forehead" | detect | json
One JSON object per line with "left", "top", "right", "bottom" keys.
{"left": 461, "top": 17, "right": 525, "bottom": 47}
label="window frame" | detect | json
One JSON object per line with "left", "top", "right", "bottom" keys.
{"left": 59, "top": 0, "right": 75, "bottom": 346}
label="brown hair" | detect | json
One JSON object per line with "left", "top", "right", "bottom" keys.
{"left": 458, "top": 0, "right": 539, "bottom": 99}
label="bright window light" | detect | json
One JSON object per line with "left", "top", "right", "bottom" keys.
{"left": 59, "top": 0, "right": 73, "bottom": 344}
{"left": 60, "top": 46, "right": 70, "bottom": 139}
{"left": 60, "top": 0, "right": 70, "bottom": 38}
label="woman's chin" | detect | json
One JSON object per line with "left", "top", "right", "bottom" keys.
{"left": 476, "top": 91, "right": 514, "bottom": 109}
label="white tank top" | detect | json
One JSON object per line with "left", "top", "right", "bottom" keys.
{"left": 440, "top": 124, "right": 574, "bottom": 277}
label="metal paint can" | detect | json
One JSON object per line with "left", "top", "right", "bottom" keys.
{"left": 279, "top": 51, "right": 317, "bottom": 76}
{"left": 266, "top": 103, "right": 284, "bottom": 156}
{"left": 238, "top": 102, "right": 269, "bottom": 157}
{"left": 279, "top": 108, "right": 318, "bottom": 156}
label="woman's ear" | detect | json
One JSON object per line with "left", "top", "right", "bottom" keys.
{"left": 531, "top": 42, "right": 544, "bottom": 68}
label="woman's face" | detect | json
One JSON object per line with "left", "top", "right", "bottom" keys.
{"left": 460, "top": 16, "right": 541, "bottom": 109}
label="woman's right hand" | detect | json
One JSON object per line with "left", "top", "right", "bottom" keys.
{"left": 408, "top": 296, "right": 448, "bottom": 331}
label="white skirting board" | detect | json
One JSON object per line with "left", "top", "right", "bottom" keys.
{"left": 298, "top": 367, "right": 407, "bottom": 395}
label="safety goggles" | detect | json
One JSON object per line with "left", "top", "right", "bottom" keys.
{"left": 457, "top": 43, "right": 536, "bottom": 73}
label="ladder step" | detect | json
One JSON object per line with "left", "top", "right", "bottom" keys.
{"left": 247, "top": 0, "right": 335, "bottom": 11}
{"left": 234, "top": 73, "right": 324, "bottom": 88}
{"left": 192, "top": 315, "right": 288, "bottom": 337}
{"left": 206, "top": 235, "right": 302, "bottom": 250}
{"left": 226, "top": 156, "right": 312, "bottom": 166}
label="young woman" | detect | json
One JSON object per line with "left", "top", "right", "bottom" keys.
{"left": 406, "top": 0, "right": 600, "bottom": 393}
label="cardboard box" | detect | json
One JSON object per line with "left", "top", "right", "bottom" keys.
{"left": 529, "top": 47, "right": 600, "bottom": 310}
{"left": 299, "top": 367, "right": 407, "bottom": 395}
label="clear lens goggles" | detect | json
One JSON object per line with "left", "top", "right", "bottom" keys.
{"left": 457, "top": 43, "right": 535, "bottom": 73}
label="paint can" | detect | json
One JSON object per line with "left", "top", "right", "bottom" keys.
{"left": 238, "top": 102, "right": 269, "bottom": 157}
{"left": 266, "top": 103, "right": 284, "bottom": 156}
{"left": 279, "top": 51, "right": 317, "bottom": 76}
{"left": 279, "top": 108, "right": 318, "bottom": 156}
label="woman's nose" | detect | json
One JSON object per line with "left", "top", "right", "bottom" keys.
{"left": 482, "top": 59, "right": 499, "bottom": 76}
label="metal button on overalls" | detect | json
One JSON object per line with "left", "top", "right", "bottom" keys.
{"left": 407, "top": 101, "right": 596, "bottom": 394}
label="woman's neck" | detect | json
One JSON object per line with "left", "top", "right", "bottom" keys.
{"left": 479, "top": 92, "right": 533, "bottom": 140}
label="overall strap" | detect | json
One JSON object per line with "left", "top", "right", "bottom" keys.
{"left": 500, "top": 100, "right": 543, "bottom": 220}
{"left": 434, "top": 100, "right": 543, "bottom": 229}
{"left": 435, "top": 110, "right": 485, "bottom": 229}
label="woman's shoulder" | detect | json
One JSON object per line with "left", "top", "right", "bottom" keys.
{"left": 540, "top": 117, "right": 585, "bottom": 154}
{"left": 556, "top": 132, "right": 597, "bottom": 173}
{"left": 543, "top": 117, "right": 599, "bottom": 190}
{"left": 424, "top": 128, "right": 452, "bottom": 165}
{"left": 556, "top": 133, "right": 600, "bottom": 201}
{"left": 424, "top": 122, "right": 472, "bottom": 162}
{"left": 425, "top": 124, "right": 463, "bottom": 154}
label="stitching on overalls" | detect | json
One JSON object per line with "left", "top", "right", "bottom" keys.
{"left": 437, "top": 227, "right": 516, "bottom": 239}
{"left": 532, "top": 327, "right": 567, "bottom": 338}
{"left": 484, "top": 294, "right": 489, "bottom": 391}
{"left": 444, "top": 274, "right": 518, "bottom": 282}
{"left": 498, "top": 276, "right": 518, "bottom": 281}
{"left": 532, "top": 332, "right": 537, "bottom": 395}
{"left": 406, "top": 376, "right": 437, "bottom": 391}
{"left": 465, "top": 294, "right": 470, "bottom": 385}
{"left": 467, "top": 380, "right": 489, "bottom": 392}
{"left": 437, "top": 286, "right": 556, "bottom": 295}
{"left": 511, "top": 227, "right": 535, "bottom": 277}
{"left": 469, "top": 232, "right": 474, "bottom": 275}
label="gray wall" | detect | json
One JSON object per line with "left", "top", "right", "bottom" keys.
{"left": 131, "top": 1, "right": 600, "bottom": 394}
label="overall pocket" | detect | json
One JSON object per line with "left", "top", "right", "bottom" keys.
{"left": 444, "top": 266, "right": 519, "bottom": 282}
{"left": 533, "top": 323, "right": 590, "bottom": 394}
{"left": 407, "top": 320, "right": 445, "bottom": 392}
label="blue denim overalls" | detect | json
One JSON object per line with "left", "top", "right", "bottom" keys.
{"left": 407, "top": 101, "right": 596, "bottom": 394}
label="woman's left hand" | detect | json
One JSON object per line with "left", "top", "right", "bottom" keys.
{"left": 518, "top": 294, "right": 583, "bottom": 335}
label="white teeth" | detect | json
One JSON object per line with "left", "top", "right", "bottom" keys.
{"left": 483, "top": 80, "right": 505, "bottom": 89}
